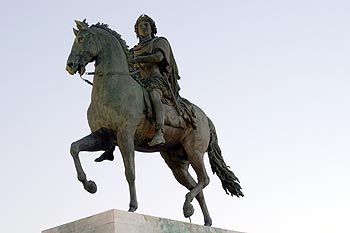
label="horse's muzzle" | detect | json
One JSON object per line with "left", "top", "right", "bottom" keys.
{"left": 66, "top": 62, "right": 77, "bottom": 75}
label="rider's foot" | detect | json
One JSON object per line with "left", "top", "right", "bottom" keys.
{"left": 94, "top": 151, "right": 114, "bottom": 162}
{"left": 148, "top": 133, "right": 165, "bottom": 146}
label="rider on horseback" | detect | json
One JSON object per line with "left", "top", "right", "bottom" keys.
{"left": 132, "top": 14, "right": 182, "bottom": 146}
{"left": 95, "top": 14, "right": 194, "bottom": 162}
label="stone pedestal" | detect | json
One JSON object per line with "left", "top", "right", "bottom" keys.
{"left": 42, "top": 209, "right": 243, "bottom": 233}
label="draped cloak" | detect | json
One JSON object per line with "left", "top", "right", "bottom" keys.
{"left": 132, "top": 37, "right": 197, "bottom": 128}
{"left": 132, "top": 37, "right": 180, "bottom": 103}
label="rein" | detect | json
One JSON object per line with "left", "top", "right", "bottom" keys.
{"left": 80, "top": 76, "right": 93, "bottom": 86}
{"left": 79, "top": 70, "right": 138, "bottom": 86}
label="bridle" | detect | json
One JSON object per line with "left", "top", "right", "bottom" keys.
{"left": 79, "top": 70, "right": 138, "bottom": 86}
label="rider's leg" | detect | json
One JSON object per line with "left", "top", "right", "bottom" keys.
{"left": 149, "top": 88, "right": 165, "bottom": 146}
{"left": 94, "top": 145, "right": 115, "bottom": 162}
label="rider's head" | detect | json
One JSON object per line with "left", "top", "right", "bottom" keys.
{"left": 134, "top": 14, "right": 157, "bottom": 40}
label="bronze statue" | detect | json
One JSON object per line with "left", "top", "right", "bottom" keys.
{"left": 132, "top": 14, "right": 182, "bottom": 146}
{"left": 65, "top": 17, "right": 243, "bottom": 227}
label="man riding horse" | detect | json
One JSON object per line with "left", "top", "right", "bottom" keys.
{"left": 132, "top": 14, "right": 183, "bottom": 146}
{"left": 95, "top": 14, "right": 192, "bottom": 162}
{"left": 66, "top": 18, "right": 243, "bottom": 226}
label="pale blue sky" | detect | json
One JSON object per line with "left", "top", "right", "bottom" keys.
{"left": 1, "top": 1, "right": 349, "bottom": 233}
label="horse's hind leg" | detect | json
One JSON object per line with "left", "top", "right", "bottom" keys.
{"left": 181, "top": 143, "right": 210, "bottom": 222}
{"left": 70, "top": 128, "right": 114, "bottom": 193}
{"left": 161, "top": 152, "right": 212, "bottom": 226}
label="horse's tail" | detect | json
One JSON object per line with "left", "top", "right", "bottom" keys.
{"left": 207, "top": 117, "right": 244, "bottom": 197}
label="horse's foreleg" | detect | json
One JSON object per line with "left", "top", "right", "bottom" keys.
{"left": 70, "top": 128, "right": 114, "bottom": 193}
{"left": 117, "top": 131, "right": 138, "bottom": 212}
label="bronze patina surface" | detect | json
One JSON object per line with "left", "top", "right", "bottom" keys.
{"left": 66, "top": 16, "right": 243, "bottom": 226}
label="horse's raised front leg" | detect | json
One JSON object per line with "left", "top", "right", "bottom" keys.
{"left": 70, "top": 128, "right": 114, "bottom": 193}
{"left": 117, "top": 130, "right": 138, "bottom": 212}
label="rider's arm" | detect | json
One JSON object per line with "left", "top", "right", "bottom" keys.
{"left": 134, "top": 50, "right": 164, "bottom": 64}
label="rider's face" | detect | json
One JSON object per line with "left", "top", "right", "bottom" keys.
{"left": 138, "top": 21, "right": 152, "bottom": 39}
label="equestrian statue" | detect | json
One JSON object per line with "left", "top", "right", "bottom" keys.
{"left": 65, "top": 15, "right": 243, "bottom": 226}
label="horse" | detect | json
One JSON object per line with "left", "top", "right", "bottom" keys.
{"left": 65, "top": 20, "right": 243, "bottom": 226}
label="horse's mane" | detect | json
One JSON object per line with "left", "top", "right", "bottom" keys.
{"left": 91, "top": 23, "right": 134, "bottom": 72}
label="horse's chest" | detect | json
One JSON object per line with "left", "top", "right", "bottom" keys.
{"left": 87, "top": 102, "right": 117, "bottom": 132}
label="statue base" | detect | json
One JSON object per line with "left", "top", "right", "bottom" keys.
{"left": 42, "top": 209, "right": 243, "bottom": 233}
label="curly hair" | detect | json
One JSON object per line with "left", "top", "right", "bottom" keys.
{"left": 134, "top": 14, "right": 157, "bottom": 39}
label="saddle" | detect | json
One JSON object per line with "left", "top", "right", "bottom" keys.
{"left": 141, "top": 87, "right": 197, "bottom": 129}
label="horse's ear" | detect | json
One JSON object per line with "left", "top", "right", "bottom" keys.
{"left": 73, "top": 28, "right": 79, "bottom": 36}
{"left": 75, "top": 20, "right": 88, "bottom": 30}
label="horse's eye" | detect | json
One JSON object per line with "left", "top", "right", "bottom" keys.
{"left": 76, "top": 36, "right": 83, "bottom": 43}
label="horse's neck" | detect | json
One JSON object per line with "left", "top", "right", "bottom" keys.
{"left": 91, "top": 41, "right": 141, "bottom": 102}
{"left": 95, "top": 42, "right": 129, "bottom": 75}
{"left": 93, "top": 39, "right": 130, "bottom": 86}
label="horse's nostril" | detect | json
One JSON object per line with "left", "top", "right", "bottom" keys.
{"left": 66, "top": 62, "right": 76, "bottom": 74}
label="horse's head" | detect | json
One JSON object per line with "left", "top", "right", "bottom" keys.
{"left": 66, "top": 20, "right": 99, "bottom": 76}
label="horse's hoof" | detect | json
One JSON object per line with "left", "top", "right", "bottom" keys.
{"left": 128, "top": 205, "right": 138, "bottom": 212}
{"left": 183, "top": 203, "right": 194, "bottom": 218}
{"left": 204, "top": 219, "right": 212, "bottom": 226}
{"left": 84, "top": 180, "right": 97, "bottom": 194}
